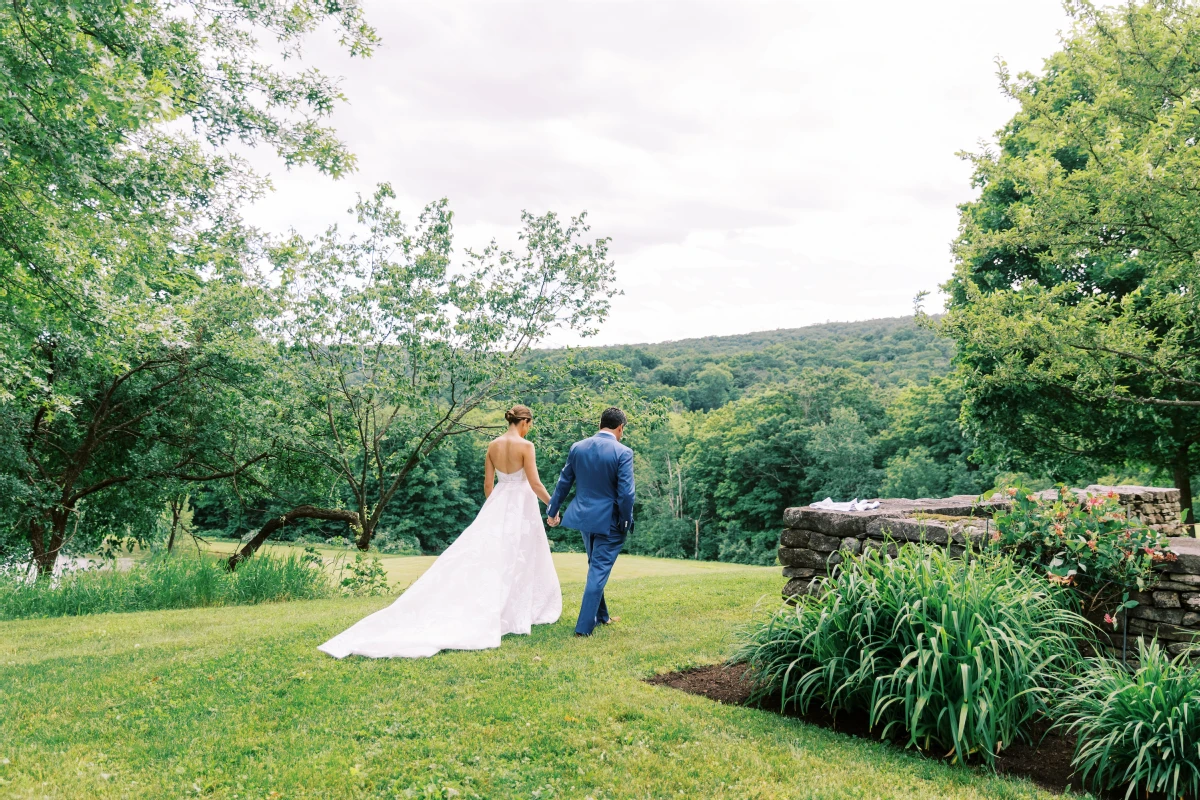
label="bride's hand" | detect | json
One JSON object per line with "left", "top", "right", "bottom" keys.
{"left": 547, "top": 515, "right": 560, "bottom": 527}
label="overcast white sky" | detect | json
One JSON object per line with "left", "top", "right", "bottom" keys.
{"left": 242, "top": 1, "right": 1076, "bottom": 347}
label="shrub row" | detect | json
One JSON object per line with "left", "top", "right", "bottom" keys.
{"left": 0, "top": 551, "right": 330, "bottom": 620}
{"left": 738, "top": 545, "right": 1088, "bottom": 765}
{"left": 743, "top": 481, "right": 1200, "bottom": 798}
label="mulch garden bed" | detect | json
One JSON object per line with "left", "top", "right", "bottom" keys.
{"left": 646, "top": 663, "right": 1115, "bottom": 798}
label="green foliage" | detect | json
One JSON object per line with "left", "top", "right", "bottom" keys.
{"left": 370, "top": 433, "right": 483, "bottom": 554}
{"left": 988, "top": 486, "right": 1173, "bottom": 601}
{"left": 880, "top": 448, "right": 949, "bottom": 500}
{"left": 625, "top": 362, "right": 1000, "bottom": 566}
{"left": 334, "top": 553, "right": 391, "bottom": 597}
{"left": 371, "top": 530, "right": 423, "bottom": 556}
{"left": 248, "top": 184, "right": 618, "bottom": 554}
{"left": 0, "top": 270, "right": 280, "bottom": 572}
{"left": 675, "top": 369, "right": 885, "bottom": 564}
{"left": 737, "top": 546, "right": 1089, "bottom": 765}
{"left": 688, "top": 364, "right": 735, "bottom": 411}
{"left": 0, "top": 0, "right": 375, "bottom": 574}
{"left": 809, "top": 406, "right": 881, "bottom": 500}
{"left": 1061, "top": 639, "right": 1200, "bottom": 800}
{"left": 0, "top": 551, "right": 329, "bottom": 620}
{"left": 940, "top": 0, "right": 1200, "bottom": 527}
{"left": 0, "top": 0, "right": 374, "bottom": 322}
{"left": 876, "top": 376, "right": 995, "bottom": 498}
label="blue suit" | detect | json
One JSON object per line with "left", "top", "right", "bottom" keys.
{"left": 547, "top": 431, "right": 635, "bottom": 635}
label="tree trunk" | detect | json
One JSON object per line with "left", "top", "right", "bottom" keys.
{"left": 1174, "top": 443, "right": 1196, "bottom": 537}
{"left": 227, "top": 505, "right": 362, "bottom": 569}
{"left": 28, "top": 513, "right": 68, "bottom": 579}
{"left": 28, "top": 518, "right": 56, "bottom": 578}
{"left": 166, "top": 497, "right": 181, "bottom": 552}
{"left": 355, "top": 518, "right": 375, "bottom": 551}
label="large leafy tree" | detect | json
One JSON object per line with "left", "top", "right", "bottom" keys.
{"left": 0, "top": 0, "right": 376, "bottom": 573}
{"left": 0, "top": 267, "right": 278, "bottom": 574}
{"left": 0, "top": 0, "right": 374, "bottom": 323}
{"left": 875, "top": 376, "right": 995, "bottom": 499}
{"left": 939, "top": 0, "right": 1200, "bottom": 531}
{"left": 228, "top": 185, "right": 620, "bottom": 565}
{"left": 679, "top": 369, "right": 885, "bottom": 564}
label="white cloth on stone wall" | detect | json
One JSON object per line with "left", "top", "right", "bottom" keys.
{"left": 810, "top": 497, "right": 881, "bottom": 512}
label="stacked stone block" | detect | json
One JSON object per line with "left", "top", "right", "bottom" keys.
{"left": 1024, "top": 485, "right": 1183, "bottom": 536}
{"left": 779, "top": 496, "right": 1000, "bottom": 598}
{"left": 779, "top": 485, "right": 1196, "bottom": 655}
{"left": 1084, "top": 485, "right": 1185, "bottom": 537}
{"left": 1123, "top": 538, "right": 1200, "bottom": 655}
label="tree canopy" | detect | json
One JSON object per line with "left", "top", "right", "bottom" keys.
{"left": 0, "top": 0, "right": 376, "bottom": 573}
{"left": 939, "top": 0, "right": 1200, "bottom": 530}
{"left": 226, "top": 185, "right": 620, "bottom": 565}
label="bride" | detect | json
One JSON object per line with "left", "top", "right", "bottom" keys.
{"left": 318, "top": 405, "right": 562, "bottom": 659}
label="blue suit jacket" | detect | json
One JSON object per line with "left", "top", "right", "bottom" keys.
{"left": 546, "top": 432, "right": 635, "bottom": 535}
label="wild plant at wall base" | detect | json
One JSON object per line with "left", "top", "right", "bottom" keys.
{"left": 988, "top": 485, "right": 1173, "bottom": 613}
{"left": 735, "top": 545, "right": 1091, "bottom": 765}
{"left": 1061, "top": 638, "right": 1200, "bottom": 800}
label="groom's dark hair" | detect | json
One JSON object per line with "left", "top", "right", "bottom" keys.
{"left": 600, "top": 407, "right": 626, "bottom": 430}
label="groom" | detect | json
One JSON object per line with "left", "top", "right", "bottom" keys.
{"left": 546, "top": 407, "right": 635, "bottom": 636}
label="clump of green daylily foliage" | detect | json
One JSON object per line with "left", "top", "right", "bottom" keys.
{"left": 738, "top": 545, "right": 1089, "bottom": 765}
{"left": 1062, "top": 638, "right": 1200, "bottom": 800}
{"left": 987, "top": 486, "right": 1174, "bottom": 614}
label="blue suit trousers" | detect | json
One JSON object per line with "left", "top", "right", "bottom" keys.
{"left": 576, "top": 529, "right": 625, "bottom": 635}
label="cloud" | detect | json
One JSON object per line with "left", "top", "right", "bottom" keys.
{"left": 242, "top": 0, "right": 1074, "bottom": 345}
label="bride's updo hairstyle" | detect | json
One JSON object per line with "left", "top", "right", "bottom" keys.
{"left": 504, "top": 404, "right": 533, "bottom": 426}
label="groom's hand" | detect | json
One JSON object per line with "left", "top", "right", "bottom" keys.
{"left": 547, "top": 514, "right": 561, "bottom": 527}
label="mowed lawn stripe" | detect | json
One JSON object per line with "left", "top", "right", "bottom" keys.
{"left": 0, "top": 567, "right": 1060, "bottom": 799}
{"left": 196, "top": 542, "right": 772, "bottom": 590}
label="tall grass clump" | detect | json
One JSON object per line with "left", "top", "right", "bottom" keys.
{"left": 0, "top": 551, "right": 330, "bottom": 620}
{"left": 1061, "top": 639, "right": 1200, "bottom": 800}
{"left": 736, "top": 545, "right": 1090, "bottom": 764}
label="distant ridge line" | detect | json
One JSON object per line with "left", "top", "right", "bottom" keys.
{"left": 537, "top": 315, "right": 925, "bottom": 352}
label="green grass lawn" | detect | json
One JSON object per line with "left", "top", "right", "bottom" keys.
{"left": 0, "top": 558, "right": 1071, "bottom": 799}
{"left": 199, "top": 538, "right": 764, "bottom": 588}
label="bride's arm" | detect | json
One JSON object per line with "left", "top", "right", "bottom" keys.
{"left": 523, "top": 443, "right": 552, "bottom": 505}
{"left": 483, "top": 449, "right": 496, "bottom": 499}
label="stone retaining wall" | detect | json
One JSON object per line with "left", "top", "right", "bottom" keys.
{"left": 1123, "top": 543, "right": 1200, "bottom": 654}
{"left": 778, "top": 485, "right": 1199, "bottom": 654}
{"left": 1111, "top": 485, "right": 1187, "bottom": 536}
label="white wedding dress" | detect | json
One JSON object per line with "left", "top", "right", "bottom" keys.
{"left": 318, "top": 470, "right": 562, "bottom": 659}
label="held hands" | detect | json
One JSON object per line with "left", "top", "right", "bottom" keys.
{"left": 547, "top": 514, "right": 561, "bottom": 528}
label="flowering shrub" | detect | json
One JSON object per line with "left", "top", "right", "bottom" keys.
{"left": 988, "top": 486, "right": 1173, "bottom": 606}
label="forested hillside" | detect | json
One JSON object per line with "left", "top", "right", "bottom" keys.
{"left": 529, "top": 316, "right": 953, "bottom": 410}
{"left": 180, "top": 317, "right": 980, "bottom": 565}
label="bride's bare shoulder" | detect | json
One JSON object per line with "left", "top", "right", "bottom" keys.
{"left": 486, "top": 433, "right": 533, "bottom": 456}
